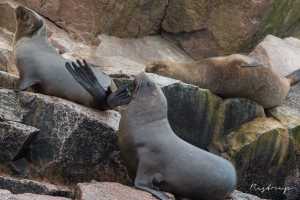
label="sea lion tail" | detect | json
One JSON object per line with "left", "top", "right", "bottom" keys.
{"left": 286, "top": 68, "right": 300, "bottom": 86}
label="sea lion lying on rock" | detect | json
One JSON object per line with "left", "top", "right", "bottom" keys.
{"left": 13, "top": 6, "right": 130, "bottom": 110}
{"left": 65, "top": 61, "right": 237, "bottom": 200}
{"left": 146, "top": 54, "right": 300, "bottom": 108}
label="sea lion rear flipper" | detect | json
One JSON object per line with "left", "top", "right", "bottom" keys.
{"left": 18, "top": 78, "right": 40, "bottom": 91}
{"left": 134, "top": 163, "right": 170, "bottom": 200}
{"left": 66, "top": 60, "right": 131, "bottom": 109}
{"left": 106, "top": 84, "right": 131, "bottom": 108}
{"left": 66, "top": 60, "right": 109, "bottom": 107}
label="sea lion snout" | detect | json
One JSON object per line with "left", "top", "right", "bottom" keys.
{"left": 15, "top": 6, "right": 29, "bottom": 19}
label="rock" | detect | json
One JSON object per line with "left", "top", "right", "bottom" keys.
{"left": 0, "top": 176, "right": 72, "bottom": 198}
{"left": 160, "top": 79, "right": 264, "bottom": 151}
{"left": 162, "top": 0, "right": 273, "bottom": 56}
{"left": 230, "top": 190, "right": 268, "bottom": 200}
{"left": 0, "top": 71, "right": 18, "bottom": 90}
{"left": 75, "top": 182, "right": 173, "bottom": 200}
{"left": 268, "top": 106, "right": 300, "bottom": 135}
{"left": 0, "top": 121, "right": 39, "bottom": 162}
{"left": 162, "top": 30, "right": 220, "bottom": 59}
{"left": 0, "top": 89, "right": 129, "bottom": 185}
{"left": 0, "top": 189, "right": 71, "bottom": 200}
{"left": 283, "top": 83, "right": 300, "bottom": 114}
{"left": 0, "top": 1, "right": 16, "bottom": 33}
{"left": 91, "top": 34, "right": 192, "bottom": 76}
{"left": 226, "top": 118, "right": 296, "bottom": 199}
{"left": 285, "top": 176, "right": 300, "bottom": 200}
{"left": 17, "top": 0, "right": 168, "bottom": 39}
{"left": 162, "top": 0, "right": 209, "bottom": 33}
{"left": 250, "top": 35, "right": 300, "bottom": 77}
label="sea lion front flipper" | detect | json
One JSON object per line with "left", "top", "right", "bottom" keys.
{"left": 134, "top": 163, "right": 170, "bottom": 200}
{"left": 18, "top": 78, "right": 40, "bottom": 91}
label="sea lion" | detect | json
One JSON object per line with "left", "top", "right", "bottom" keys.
{"left": 65, "top": 61, "right": 237, "bottom": 200}
{"left": 13, "top": 6, "right": 130, "bottom": 110}
{"left": 145, "top": 54, "right": 300, "bottom": 108}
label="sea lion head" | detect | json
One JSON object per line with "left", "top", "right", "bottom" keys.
{"left": 14, "top": 6, "right": 45, "bottom": 42}
{"left": 145, "top": 61, "right": 173, "bottom": 77}
{"left": 129, "top": 72, "right": 168, "bottom": 121}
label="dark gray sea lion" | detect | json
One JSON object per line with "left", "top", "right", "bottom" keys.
{"left": 146, "top": 54, "right": 300, "bottom": 108}
{"left": 13, "top": 6, "right": 130, "bottom": 110}
{"left": 65, "top": 61, "right": 237, "bottom": 200}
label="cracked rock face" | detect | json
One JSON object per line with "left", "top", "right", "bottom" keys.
{"left": 16, "top": 0, "right": 169, "bottom": 39}
{"left": 0, "top": 121, "right": 39, "bottom": 162}
{"left": 0, "top": 176, "right": 72, "bottom": 198}
{"left": 0, "top": 89, "right": 129, "bottom": 185}
{"left": 0, "top": 189, "right": 71, "bottom": 200}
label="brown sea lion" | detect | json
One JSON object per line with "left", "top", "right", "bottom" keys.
{"left": 145, "top": 54, "right": 300, "bottom": 108}
{"left": 65, "top": 61, "right": 237, "bottom": 200}
{"left": 13, "top": 6, "right": 130, "bottom": 110}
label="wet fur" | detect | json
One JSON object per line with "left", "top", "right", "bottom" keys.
{"left": 146, "top": 55, "right": 292, "bottom": 108}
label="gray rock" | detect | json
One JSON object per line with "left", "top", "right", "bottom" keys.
{"left": 285, "top": 176, "right": 300, "bottom": 200}
{"left": 0, "top": 71, "right": 18, "bottom": 90}
{"left": 0, "top": 121, "right": 39, "bottom": 162}
{"left": 161, "top": 81, "right": 265, "bottom": 150}
{"left": 0, "top": 89, "right": 129, "bottom": 184}
{"left": 0, "top": 176, "right": 72, "bottom": 198}
{"left": 250, "top": 35, "right": 300, "bottom": 77}
{"left": 75, "top": 182, "right": 173, "bottom": 200}
{"left": 0, "top": 189, "right": 70, "bottom": 200}
{"left": 284, "top": 83, "right": 300, "bottom": 114}
{"left": 230, "top": 190, "right": 269, "bottom": 200}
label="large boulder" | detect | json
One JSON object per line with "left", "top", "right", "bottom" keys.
{"left": 164, "top": 0, "right": 300, "bottom": 58}
{"left": 0, "top": 176, "right": 72, "bottom": 198}
{"left": 16, "top": 0, "right": 168, "bottom": 39}
{"left": 0, "top": 121, "right": 39, "bottom": 162}
{"left": 0, "top": 89, "right": 129, "bottom": 185}
{"left": 0, "top": 189, "right": 70, "bottom": 200}
{"left": 88, "top": 34, "right": 192, "bottom": 76}
{"left": 225, "top": 118, "right": 296, "bottom": 199}
{"left": 250, "top": 35, "right": 300, "bottom": 77}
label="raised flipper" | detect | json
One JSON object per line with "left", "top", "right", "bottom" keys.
{"left": 134, "top": 162, "right": 170, "bottom": 200}
{"left": 65, "top": 60, "right": 131, "bottom": 110}
{"left": 18, "top": 78, "right": 40, "bottom": 91}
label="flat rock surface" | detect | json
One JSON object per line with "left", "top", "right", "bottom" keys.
{"left": 0, "top": 189, "right": 70, "bottom": 200}
{"left": 76, "top": 182, "right": 173, "bottom": 200}
{"left": 0, "top": 176, "right": 72, "bottom": 198}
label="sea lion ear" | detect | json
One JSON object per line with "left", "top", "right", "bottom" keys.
{"left": 18, "top": 78, "right": 40, "bottom": 91}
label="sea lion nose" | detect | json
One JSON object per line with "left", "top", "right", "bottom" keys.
{"left": 15, "top": 6, "right": 25, "bottom": 18}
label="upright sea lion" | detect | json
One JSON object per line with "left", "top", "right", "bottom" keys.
{"left": 146, "top": 54, "right": 300, "bottom": 108}
{"left": 66, "top": 61, "right": 237, "bottom": 200}
{"left": 13, "top": 6, "right": 130, "bottom": 110}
